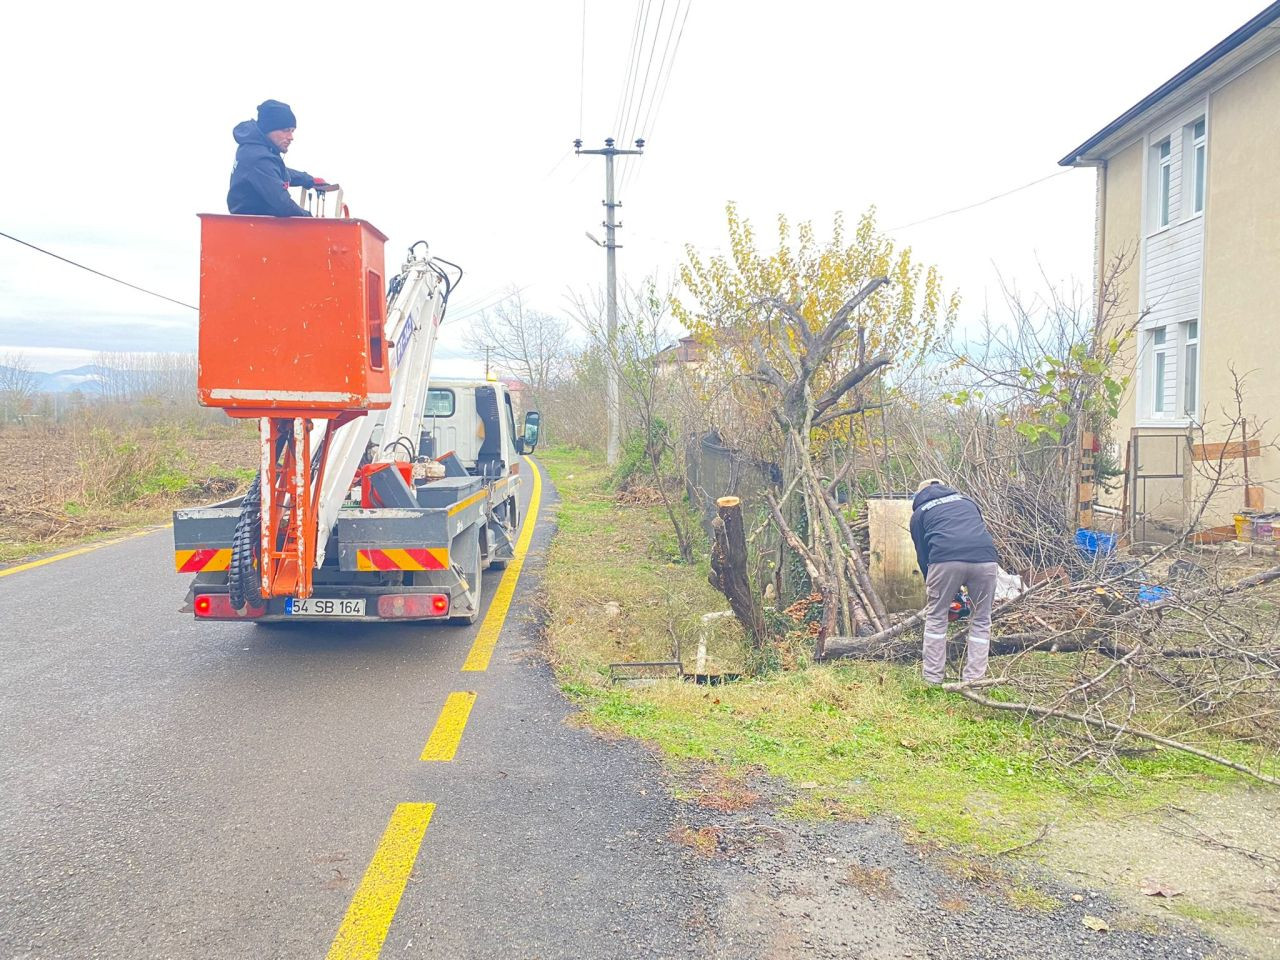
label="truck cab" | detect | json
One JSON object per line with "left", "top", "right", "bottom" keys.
{"left": 421, "top": 378, "right": 539, "bottom": 476}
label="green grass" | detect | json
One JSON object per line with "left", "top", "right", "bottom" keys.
{"left": 539, "top": 444, "right": 1253, "bottom": 854}
{"left": 1171, "top": 901, "right": 1261, "bottom": 929}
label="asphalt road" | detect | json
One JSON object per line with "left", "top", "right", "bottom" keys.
{"left": 0, "top": 462, "right": 726, "bottom": 960}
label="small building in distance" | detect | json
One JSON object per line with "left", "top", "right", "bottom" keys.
{"left": 654, "top": 335, "right": 706, "bottom": 373}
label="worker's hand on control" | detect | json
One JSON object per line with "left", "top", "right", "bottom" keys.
{"left": 311, "top": 178, "right": 340, "bottom": 193}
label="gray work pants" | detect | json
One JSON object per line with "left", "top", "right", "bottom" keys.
{"left": 923, "top": 560, "right": 999, "bottom": 683}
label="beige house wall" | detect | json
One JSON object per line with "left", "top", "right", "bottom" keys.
{"left": 1196, "top": 49, "right": 1280, "bottom": 521}
{"left": 1096, "top": 138, "right": 1144, "bottom": 510}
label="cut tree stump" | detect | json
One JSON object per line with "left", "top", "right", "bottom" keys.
{"left": 709, "top": 496, "right": 769, "bottom": 651}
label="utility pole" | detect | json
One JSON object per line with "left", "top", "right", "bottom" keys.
{"left": 576, "top": 136, "right": 644, "bottom": 466}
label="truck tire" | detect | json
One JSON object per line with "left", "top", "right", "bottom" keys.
{"left": 449, "top": 526, "right": 483, "bottom": 626}
{"left": 228, "top": 476, "right": 265, "bottom": 612}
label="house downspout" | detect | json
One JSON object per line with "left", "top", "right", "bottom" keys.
{"left": 1094, "top": 159, "right": 1107, "bottom": 324}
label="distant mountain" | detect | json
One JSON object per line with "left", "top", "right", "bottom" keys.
{"left": 4, "top": 360, "right": 196, "bottom": 397}
{"left": 35, "top": 364, "right": 108, "bottom": 394}
{"left": 0, "top": 364, "right": 111, "bottom": 395}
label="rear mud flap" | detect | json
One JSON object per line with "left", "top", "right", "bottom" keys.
{"left": 486, "top": 505, "right": 517, "bottom": 561}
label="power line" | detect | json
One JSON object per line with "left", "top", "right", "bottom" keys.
{"left": 619, "top": 0, "right": 691, "bottom": 195}
{"left": 888, "top": 170, "right": 1073, "bottom": 232}
{"left": 611, "top": 2, "right": 646, "bottom": 138}
{"left": 630, "top": 0, "right": 684, "bottom": 147}
{"left": 620, "top": 0, "right": 667, "bottom": 149}
{"left": 0, "top": 229, "right": 197, "bottom": 312}
{"left": 617, "top": 0, "right": 671, "bottom": 191}
{"left": 623, "top": 0, "right": 691, "bottom": 193}
{"left": 446, "top": 284, "right": 534, "bottom": 325}
{"left": 543, "top": 147, "right": 573, "bottom": 180}
{"left": 616, "top": 0, "right": 655, "bottom": 143}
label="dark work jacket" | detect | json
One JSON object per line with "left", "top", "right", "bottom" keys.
{"left": 908, "top": 484, "right": 999, "bottom": 576}
{"left": 226, "top": 121, "right": 315, "bottom": 217}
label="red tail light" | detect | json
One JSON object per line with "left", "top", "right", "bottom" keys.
{"left": 194, "top": 594, "right": 265, "bottom": 619}
{"left": 377, "top": 594, "right": 450, "bottom": 618}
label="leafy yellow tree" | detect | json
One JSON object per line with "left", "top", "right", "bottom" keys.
{"left": 675, "top": 205, "right": 958, "bottom": 644}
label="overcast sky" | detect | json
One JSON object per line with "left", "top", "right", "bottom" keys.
{"left": 0, "top": 0, "right": 1265, "bottom": 375}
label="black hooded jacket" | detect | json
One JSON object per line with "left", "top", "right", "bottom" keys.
{"left": 226, "top": 121, "right": 316, "bottom": 217}
{"left": 908, "top": 484, "right": 999, "bottom": 576}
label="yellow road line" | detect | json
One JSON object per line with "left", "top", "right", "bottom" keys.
{"left": 461, "top": 456, "right": 543, "bottom": 672}
{"left": 325, "top": 802, "right": 435, "bottom": 960}
{"left": 419, "top": 691, "right": 477, "bottom": 761}
{"left": 0, "top": 526, "right": 167, "bottom": 580}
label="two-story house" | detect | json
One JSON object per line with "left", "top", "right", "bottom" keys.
{"left": 1060, "top": 2, "right": 1280, "bottom": 534}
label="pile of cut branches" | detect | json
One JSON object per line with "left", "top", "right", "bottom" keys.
{"left": 826, "top": 548, "right": 1280, "bottom": 786}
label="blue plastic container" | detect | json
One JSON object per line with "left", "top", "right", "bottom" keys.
{"left": 1075, "top": 528, "right": 1117, "bottom": 558}
{"left": 1137, "top": 584, "right": 1170, "bottom": 606}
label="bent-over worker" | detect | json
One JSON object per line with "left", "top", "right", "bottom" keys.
{"left": 909, "top": 479, "right": 1000, "bottom": 684}
{"left": 227, "top": 99, "right": 338, "bottom": 217}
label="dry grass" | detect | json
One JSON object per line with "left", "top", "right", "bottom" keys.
{"left": 689, "top": 772, "right": 761, "bottom": 813}
{"left": 0, "top": 415, "right": 256, "bottom": 563}
{"left": 670, "top": 825, "right": 724, "bottom": 858}
{"left": 842, "top": 863, "right": 898, "bottom": 898}
{"left": 540, "top": 446, "right": 748, "bottom": 680}
{"left": 942, "top": 854, "right": 1060, "bottom": 912}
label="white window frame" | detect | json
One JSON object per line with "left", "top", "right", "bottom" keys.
{"left": 1183, "top": 319, "right": 1200, "bottom": 420}
{"left": 1189, "top": 117, "right": 1206, "bottom": 215}
{"left": 1153, "top": 326, "right": 1172, "bottom": 415}
{"left": 1156, "top": 138, "right": 1173, "bottom": 229}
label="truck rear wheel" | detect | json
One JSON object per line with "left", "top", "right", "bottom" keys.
{"left": 449, "top": 526, "right": 483, "bottom": 626}
{"left": 228, "top": 475, "right": 265, "bottom": 612}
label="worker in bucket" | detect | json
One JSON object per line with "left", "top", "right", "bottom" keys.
{"left": 909, "top": 479, "right": 1000, "bottom": 685}
{"left": 227, "top": 99, "right": 338, "bottom": 217}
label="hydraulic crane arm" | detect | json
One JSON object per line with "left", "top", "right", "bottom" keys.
{"left": 311, "top": 250, "right": 446, "bottom": 569}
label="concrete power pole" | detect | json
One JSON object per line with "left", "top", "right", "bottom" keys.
{"left": 575, "top": 137, "right": 644, "bottom": 466}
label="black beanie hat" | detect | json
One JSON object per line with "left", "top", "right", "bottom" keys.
{"left": 256, "top": 99, "right": 297, "bottom": 133}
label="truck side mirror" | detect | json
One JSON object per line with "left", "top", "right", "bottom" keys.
{"left": 521, "top": 411, "right": 541, "bottom": 454}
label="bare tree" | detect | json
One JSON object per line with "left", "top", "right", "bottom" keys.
{"left": 573, "top": 280, "right": 698, "bottom": 563}
{"left": 93, "top": 352, "right": 199, "bottom": 413}
{"left": 471, "top": 288, "right": 571, "bottom": 414}
{"left": 0, "top": 351, "right": 39, "bottom": 424}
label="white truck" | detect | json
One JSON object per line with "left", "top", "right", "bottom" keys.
{"left": 173, "top": 206, "right": 541, "bottom": 626}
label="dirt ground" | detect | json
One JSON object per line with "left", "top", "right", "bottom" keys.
{"left": 666, "top": 764, "right": 1235, "bottom": 960}
{"left": 1042, "top": 786, "right": 1280, "bottom": 957}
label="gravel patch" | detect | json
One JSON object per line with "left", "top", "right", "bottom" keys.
{"left": 666, "top": 773, "right": 1232, "bottom": 960}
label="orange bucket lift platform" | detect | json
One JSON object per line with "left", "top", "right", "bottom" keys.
{"left": 197, "top": 214, "right": 390, "bottom": 600}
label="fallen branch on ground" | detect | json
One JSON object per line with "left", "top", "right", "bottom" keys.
{"left": 954, "top": 685, "right": 1280, "bottom": 788}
